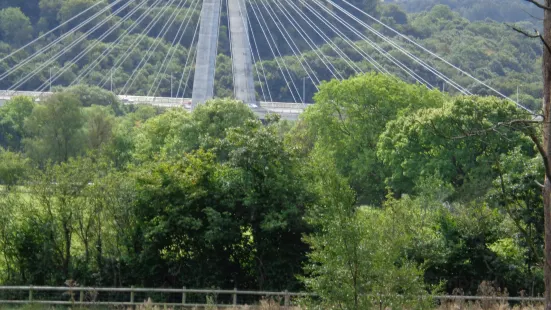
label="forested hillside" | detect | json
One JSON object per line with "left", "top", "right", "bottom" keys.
{"left": 389, "top": 0, "right": 542, "bottom": 24}
{"left": 0, "top": 0, "right": 548, "bottom": 308}
{"left": 0, "top": 0, "right": 544, "bottom": 110}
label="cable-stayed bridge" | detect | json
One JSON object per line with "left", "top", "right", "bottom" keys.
{"left": 0, "top": 0, "right": 536, "bottom": 116}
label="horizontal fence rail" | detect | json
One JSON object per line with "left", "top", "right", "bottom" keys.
{"left": 0, "top": 286, "right": 544, "bottom": 308}
{"left": 0, "top": 286, "right": 311, "bottom": 308}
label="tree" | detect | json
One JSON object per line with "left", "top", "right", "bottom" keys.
{"left": 0, "top": 148, "right": 28, "bottom": 189}
{"left": 512, "top": 1, "right": 551, "bottom": 307}
{"left": 64, "top": 85, "right": 125, "bottom": 116}
{"left": 377, "top": 96, "right": 532, "bottom": 198}
{"left": 301, "top": 73, "right": 443, "bottom": 205}
{"left": 133, "top": 108, "right": 190, "bottom": 162}
{"left": 84, "top": 105, "right": 115, "bottom": 151}
{"left": 29, "top": 157, "right": 96, "bottom": 280}
{"left": 302, "top": 152, "right": 432, "bottom": 309}
{"left": 0, "top": 8, "right": 33, "bottom": 46}
{"left": 23, "top": 92, "right": 85, "bottom": 163}
{"left": 58, "top": 0, "right": 110, "bottom": 36}
{"left": 38, "top": 0, "right": 63, "bottom": 31}
{"left": 164, "top": 99, "right": 257, "bottom": 156}
{"left": 0, "top": 96, "right": 35, "bottom": 151}
{"left": 223, "top": 120, "right": 314, "bottom": 290}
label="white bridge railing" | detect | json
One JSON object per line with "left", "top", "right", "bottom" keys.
{"left": 0, "top": 91, "right": 307, "bottom": 120}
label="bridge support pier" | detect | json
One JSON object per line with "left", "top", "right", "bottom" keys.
{"left": 228, "top": 0, "right": 257, "bottom": 105}
{"left": 192, "top": 0, "right": 257, "bottom": 108}
{"left": 192, "top": 0, "right": 222, "bottom": 108}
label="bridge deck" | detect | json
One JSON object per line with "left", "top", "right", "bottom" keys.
{"left": 0, "top": 91, "right": 307, "bottom": 120}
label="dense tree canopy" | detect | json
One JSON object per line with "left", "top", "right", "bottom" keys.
{"left": 0, "top": 0, "right": 547, "bottom": 306}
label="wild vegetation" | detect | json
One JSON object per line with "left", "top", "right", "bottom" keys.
{"left": 0, "top": 0, "right": 548, "bottom": 309}
{"left": 0, "top": 73, "right": 544, "bottom": 308}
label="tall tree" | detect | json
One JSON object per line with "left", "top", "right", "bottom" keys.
{"left": 0, "top": 8, "right": 33, "bottom": 47}
{"left": 23, "top": 92, "right": 85, "bottom": 163}
{"left": 514, "top": 0, "right": 551, "bottom": 307}
{"left": 0, "top": 96, "right": 35, "bottom": 151}
{"left": 542, "top": 2, "right": 551, "bottom": 307}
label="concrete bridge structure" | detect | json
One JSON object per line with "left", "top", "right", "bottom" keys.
{"left": 0, "top": 91, "right": 306, "bottom": 120}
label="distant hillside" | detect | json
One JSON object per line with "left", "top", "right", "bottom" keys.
{"left": 387, "top": 0, "right": 542, "bottom": 25}
{"left": 0, "top": 0, "right": 544, "bottom": 108}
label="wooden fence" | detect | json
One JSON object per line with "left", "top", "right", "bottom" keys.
{"left": 0, "top": 286, "right": 311, "bottom": 308}
{"left": 0, "top": 286, "right": 545, "bottom": 308}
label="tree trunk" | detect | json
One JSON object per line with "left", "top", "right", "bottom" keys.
{"left": 543, "top": 1, "right": 551, "bottom": 309}
{"left": 63, "top": 223, "right": 71, "bottom": 280}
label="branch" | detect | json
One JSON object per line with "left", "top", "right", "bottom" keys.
{"left": 524, "top": 0, "right": 551, "bottom": 10}
{"left": 451, "top": 119, "right": 542, "bottom": 139}
{"left": 527, "top": 132, "right": 551, "bottom": 180}
{"left": 510, "top": 24, "right": 551, "bottom": 55}
{"left": 510, "top": 24, "right": 540, "bottom": 38}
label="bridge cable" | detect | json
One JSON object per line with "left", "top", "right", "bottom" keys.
{"left": 297, "top": 0, "right": 415, "bottom": 81}
{"left": 0, "top": 1, "right": 106, "bottom": 64}
{"left": 260, "top": 0, "right": 322, "bottom": 97}
{"left": 248, "top": 0, "right": 298, "bottom": 102}
{"left": 275, "top": 0, "right": 356, "bottom": 81}
{"left": 322, "top": 0, "right": 468, "bottom": 94}
{"left": 9, "top": 0, "right": 132, "bottom": 93}
{"left": 236, "top": 0, "right": 267, "bottom": 102}
{"left": 319, "top": 0, "right": 470, "bottom": 94}
{"left": 281, "top": 0, "right": 386, "bottom": 75}
{"left": 249, "top": 0, "right": 301, "bottom": 103}
{"left": 180, "top": 48, "right": 198, "bottom": 99}
{"left": 262, "top": 0, "right": 326, "bottom": 85}
{"left": 175, "top": 19, "right": 200, "bottom": 98}
{"left": 148, "top": 0, "right": 200, "bottom": 97}
{"left": 337, "top": 0, "right": 534, "bottom": 113}
{"left": 98, "top": 0, "right": 179, "bottom": 89}
{"left": 72, "top": 0, "right": 165, "bottom": 87}
{"left": 35, "top": 0, "right": 144, "bottom": 93}
{"left": 271, "top": 0, "right": 360, "bottom": 79}
{"left": 227, "top": 0, "right": 236, "bottom": 99}
{"left": 244, "top": 3, "right": 272, "bottom": 102}
{"left": 307, "top": 0, "right": 434, "bottom": 89}
{"left": 119, "top": 0, "right": 186, "bottom": 95}
{"left": 1, "top": 0, "right": 126, "bottom": 85}
{"left": 326, "top": 1, "right": 469, "bottom": 95}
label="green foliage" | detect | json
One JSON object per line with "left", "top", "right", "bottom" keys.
{"left": 23, "top": 92, "right": 85, "bottom": 163}
{"left": 302, "top": 152, "right": 433, "bottom": 309}
{"left": 390, "top": 0, "right": 542, "bottom": 25}
{"left": 0, "top": 148, "right": 28, "bottom": 188}
{"left": 302, "top": 72, "right": 443, "bottom": 204}
{"left": 84, "top": 105, "right": 115, "bottom": 151}
{"left": 0, "top": 0, "right": 542, "bottom": 107}
{"left": 129, "top": 103, "right": 312, "bottom": 289}
{"left": 0, "top": 7, "right": 33, "bottom": 46}
{"left": 378, "top": 96, "right": 532, "bottom": 198}
{"left": 0, "top": 95, "right": 35, "bottom": 151}
{"left": 63, "top": 84, "right": 125, "bottom": 115}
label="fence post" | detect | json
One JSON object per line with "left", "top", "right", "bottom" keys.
{"left": 182, "top": 286, "right": 186, "bottom": 306}
{"left": 233, "top": 288, "right": 237, "bottom": 305}
{"left": 79, "top": 286, "right": 84, "bottom": 308}
{"left": 284, "top": 290, "right": 290, "bottom": 308}
{"left": 130, "top": 286, "right": 135, "bottom": 304}
{"left": 28, "top": 286, "right": 33, "bottom": 302}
